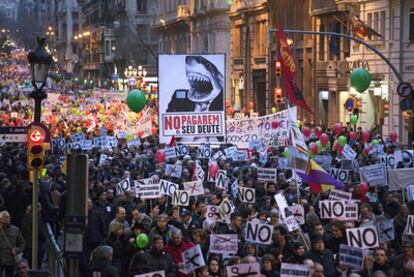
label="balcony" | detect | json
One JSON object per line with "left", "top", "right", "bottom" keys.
{"left": 153, "top": 5, "right": 191, "bottom": 29}
{"left": 177, "top": 5, "right": 191, "bottom": 19}
{"left": 230, "top": 0, "right": 266, "bottom": 12}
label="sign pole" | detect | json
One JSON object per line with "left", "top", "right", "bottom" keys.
{"left": 31, "top": 169, "right": 39, "bottom": 269}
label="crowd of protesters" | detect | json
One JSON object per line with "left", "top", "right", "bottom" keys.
{"left": 0, "top": 50, "right": 413, "bottom": 277}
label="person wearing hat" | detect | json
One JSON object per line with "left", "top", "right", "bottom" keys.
{"left": 286, "top": 241, "right": 306, "bottom": 264}
{"left": 89, "top": 245, "right": 119, "bottom": 277}
{"left": 303, "top": 234, "right": 336, "bottom": 277}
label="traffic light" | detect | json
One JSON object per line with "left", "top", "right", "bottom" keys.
{"left": 28, "top": 126, "right": 46, "bottom": 170}
{"left": 382, "top": 100, "right": 389, "bottom": 118}
{"left": 274, "top": 88, "right": 283, "bottom": 104}
{"left": 275, "top": 61, "right": 282, "bottom": 77}
{"left": 403, "top": 110, "right": 413, "bottom": 132}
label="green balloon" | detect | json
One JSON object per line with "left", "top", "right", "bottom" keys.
{"left": 351, "top": 68, "right": 371, "bottom": 93}
{"left": 76, "top": 127, "right": 82, "bottom": 133}
{"left": 316, "top": 140, "right": 323, "bottom": 153}
{"left": 338, "top": 135, "right": 347, "bottom": 148}
{"left": 351, "top": 115, "right": 358, "bottom": 126}
{"left": 326, "top": 141, "right": 331, "bottom": 150}
{"left": 127, "top": 89, "right": 147, "bottom": 113}
{"left": 135, "top": 233, "right": 149, "bottom": 249}
{"left": 371, "top": 139, "right": 379, "bottom": 147}
{"left": 308, "top": 151, "right": 315, "bottom": 159}
{"left": 283, "top": 148, "right": 289, "bottom": 159}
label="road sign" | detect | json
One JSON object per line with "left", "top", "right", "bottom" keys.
{"left": 344, "top": 97, "right": 355, "bottom": 112}
{"left": 397, "top": 82, "right": 413, "bottom": 98}
{"left": 0, "top": 127, "right": 27, "bottom": 143}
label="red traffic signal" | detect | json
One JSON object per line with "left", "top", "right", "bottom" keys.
{"left": 27, "top": 126, "right": 47, "bottom": 170}
{"left": 274, "top": 88, "right": 283, "bottom": 104}
{"left": 275, "top": 61, "right": 282, "bottom": 77}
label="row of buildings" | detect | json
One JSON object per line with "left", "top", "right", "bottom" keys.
{"left": 3, "top": 0, "right": 414, "bottom": 145}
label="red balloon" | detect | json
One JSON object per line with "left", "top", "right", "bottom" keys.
{"left": 8, "top": 122, "right": 15, "bottom": 127}
{"left": 225, "top": 99, "right": 231, "bottom": 107}
{"left": 320, "top": 133, "right": 329, "bottom": 147}
{"left": 248, "top": 102, "right": 254, "bottom": 110}
{"left": 271, "top": 120, "right": 280, "bottom": 129}
{"left": 242, "top": 108, "right": 247, "bottom": 113}
{"left": 362, "top": 131, "right": 370, "bottom": 143}
{"left": 358, "top": 182, "right": 369, "bottom": 195}
{"left": 155, "top": 150, "right": 166, "bottom": 163}
{"left": 302, "top": 127, "right": 311, "bottom": 138}
{"left": 334, "top": 123, "right": 343, "bottom": 136}
{"left": 350, "top": 132, "right": 357, "bottom": 140}
{"left": 209, "top": 163, "right": 219, "bottom": 178}
{"left": 137, "top": 130, "right": 145, "bottom": 138}
{"left": 309, "top": 142, "right": 318, "bottom": 155}
{"left": 363, "top": 144, "right": 373, "bottom": 156}
{"left": 151, "top": 127, "right": 158, "bottom": 136}
{"left": 314, "top": 126, "right": 323, "bottom": 138}
{"left": 389, "top": 131, "right": 398, "bottom": 143}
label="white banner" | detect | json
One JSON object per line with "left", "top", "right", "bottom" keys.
{"left": 245, "top": 221, "right": 273, "bottom": 245}
{"left": 134, "top": 271, "right": 165, "bottom": 277}
{"left": 328, "top": 189, "right": 352, "bottom": 202}
{"left": 116, "top": 178, "right": 132, "bottom": 196}
{"left": 257, "top": 167, "right": 277, "bottom": 182}
{"left": 172, "top": 190, "right": 190, "bottom": 206}
{"left": 226, "top": 107, "right": 295, "bottom": 148}
{"left": 209, "top": 234, "right": 238, "bottom": 254}
{"left": 237, "top": 187, "right": 255, "bottom": 204}
{"left": 183, "top": 181, "right": 205, "bottom": 196}
{"left": 359, "top": 163, "right": 387, "bottom": 186}
{"left": 139, "top": 183, "right": 160, "bottom": 199}
{"left": 158, "top": 54, "right": 226, "bottom": 145}
{"left": 387, "top": 168, "right": 414, "bottom": 191}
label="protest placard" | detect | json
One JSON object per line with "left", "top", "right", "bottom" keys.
{"left": 215, "top": 170, "right": 228, "bottom": 189}
{"left": 182, "top": 244, "right": 205, "bottom": 273}
{"left": 280, "top": 263, "right": 311, "bottom": 277}
{"left": 408, "top": 185, "right": 414, "bottom": 201}
{"left": 174, "top": 145, "right": 190, "bottom": 157}
{"left": 342, "top": 144, "right": 357, "bottom": 160}
{"left": 274, "top": 193, "right": 289, "bottom": 219}
{"left": 193, "top": 161, "right": 205, "bottom": 181}
{"left": 257, "top": 167, "right": 277, "bottom": 182}
{"left": 209, "top": 234, "right": 238, "bottom": 254}
{"left": 237, "top": 187, "right": 255, "bottom": 204}
{"left": 359, "top": 164, "right": 387, "bottom": 186}
{"left": 377, "top": 219, "right": 394, "bottom": 242}
{"left": 226, "top": 263, "right": 260, "bottom": 277}
{"left": 224, "top": 146, "right": 237, "bottom": 157}
{"left": 163, "top": 147, "right": 177, "bottom": 160}
{"left": 346, "top": 226, "right": 379, "bottom": 249}
{"left": 290, "top": 205, "right": 305, "bottom": 225}
{"left": 313, "top": 155, "right": 332, "bottom": 171}
{"left": 172, "top": 190, "right": 190, "bottom": 206}
{"left": 339, "top": 244, "right": 364, "bottom": 270}
{"left": 116, "top": 178, "right": 132, "bottom": 196}
{"left": 328, "top": 189, "right": 352, "bottom": 202}
{"left": 219, "top": 198, "right": 234, "bottom": 219}
{"left": 99, "top": 154, "right": 108, "bottom": 166}
{"left": 388, "top": 168, "right": 414, "bottom": 191}
{"left": 197, "top": 144, "right": 212, "bottom": 159}
{"left": 183, "top": 181, "right": 205, "bottom": 196}
{"left": 206, "top": 205, "right": 221, "bottom": 221}
{"left": 329, "top": 168, "right": 349, "bottom": 183}
{"left": 319, "top": 200, "right": 358, "bottom": 220}
{"left": 134, "top": 271, "right": 165, "bottom": 277}
{"left": 405, "top": 215, "right": 414, "bottom": 235}
{"left": 159, "top": 180, "right": 179, "bottom": 196}
{"left": 379, "top": 155, "right": 395, "bottom": 169}
{"left": 245, "top": 221, "right": 273, "bottom": 245}
{"left": 138, "top": 183, "right": 160, "bottom": 199}
{"left": 226, "top": 107, "right": 295, "bottom": 148}
{"left": 165, "top": 164, "right": 183, "bottom": 178}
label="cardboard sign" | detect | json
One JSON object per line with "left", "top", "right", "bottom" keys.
{"left": 219, "top": 198, "right": 234, "bottom": 219}
{"left": 280, "top": 263, "right": 311, "bottom": 277}
{"left": 343, "top": 144, "right": 357, "bottom": 160}
{"left": 175, "top": 145, "right": 190, "bottom": 157}
{"left": 183, "top": 181, "right": 205, "bottom": 196}
{"left": 339, "top": 244, "right": 364, "bottom": 270}
{"left": 139, "top": 183, "right": 160, "bottom": 199}
{"left": 245, "top": 221, "right": 273, "bottom": 245}
{"left": 82, "top": 140, "right": 93, "bottom": 150}
{"left": 116, "top": 178, "right": 132, "bottom": 196}
{"left": 172, "top": 190, "right": 190, "bottom": 206}
{"left": 99, "top": 154, "right": 108, "bottom": 166}
{"left": 388, "top": 168, "right": 414, "bottom": 191}
{"left": 377, "top": 219, "right": 394, "bottom": 242}
{"left": 206, "top": 205, "right": 221, "bottom": 221}
{"left": 70, "top": 132, "right": 85, "bottom": 143}
{"left": 284, "top": 215, "right": 300, "bottom": 232}
{"left": 135, "top": 177, "right": 156, "bottom": 197}
{"left": 405, "top": 215, "right": 414, "bottom": 235}
{"left": 159, "top": 180, "right": 179, "bottom": 196}
{"left": 209, "top": 234, "right": 238, "bottom": 254}
{"left": 328, "top": 189, "right": 352, "bottom": 202}
{"left": 209, "top": 150, "right": 225, "bottom": 163}
{"left": 134, "top": 271, "right": 165, "bottom": 277}
{"left": 52, "top": 137, "right": 66, "bottom": 152}
{"left": 165, "top": 164, "right": 183, "bottom": 178}
{"left": 215, "top": 170, "right": 228, "bottom": 189}
{"left": 274, "top": 193, "right": 289, "bottom": 219}
{"left": 193, "top": 161, "right": 205, "bottom": 181}
{"left": 224, "top": 146, "right": 237, "bottom": 157}
{"left": 230, "top": 149, "right": 249, "bottom": 161}
{"left": 107, "top": 136, "right": 118, "bottom": 148}
{"left": 226, "top": 263, "right": 260, "bottom": 277}
{"left": 197, "top": 144, "right": 212, "bottom": 159}
{"left": 319, "top": 200, "right": 358, "bottom": 220}
{"left": 359, "top": 164, "right": 387, "bottom": 186}
{"left": 163, "top": 147, "right": 177, "bottom": 160}
{"left": 329, "top": 168, "right": 349, "bottom": 183}
{"left": 237, "top": 187, "right": 255, "bottom": 204}
{"left": 257, "top": 167, "right": 277, "bottom": 182}
{"left": 346, "top": 226, "right": 379, "bottom": 249}
{"left": 182, "top": 244, "right": 205, "bottom": 274}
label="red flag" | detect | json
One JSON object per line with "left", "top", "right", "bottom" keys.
{"left": 169, "top": 135, "right": 176, "bottom": 147}
{"left": 277, "top": 26, "right": 313, "bottom": 113}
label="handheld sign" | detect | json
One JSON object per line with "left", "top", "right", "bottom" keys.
{"left": 329, "top": 168, "right": 349, "bottom": 183}
{"left": 116, "top": 178, "right": 131, "bottom": 196}
{"left": 182, "top": 244, "right": 205, "bottom": 274}
{"left": 172, "top": 190, "right": 190, "bottom": 206}
{"left": 134, "top": 271, "right": 165, "bottom": 277}
{"left": 209, "top": 234, "right": 238, "bottom": 254}
{"left": 183, "top": 181, "right": 205, "bottom": 196}
{"left": 219, "top": 198, "right": 234, "bottom": 219}
{"left": 215, "top": 170, "right": 228, "bottom": 189}
{"left": 377, "top": 219, "right": 394, "bottom": 242}
{"left": 237, "top": 187, "right": 255, "bottom": 204}
{"left": 159, "top": 179, "right": 179, "bottom": 196}
{"left": 405, "top": 215, "right": 414, "bottom": 235}
{"left": 346, "top": 226, "right": 379, "bottom": 249}
{"left": 165, "top": 164, "right": 183, "bottom": 178}
{"left": 245, "top": 221, "right": 273, "bottom": 245}
{"left": 197, "top": 144, "right": 212, "bottom": 159}
{"left": 319, "top": 200, "right": 358, "bottom": 220}
{"left": 226, "top": 263, "right": 260, "bottom": 277}
{"left": 328, "top": 189, "right": 352, "bottom": 202}
{"left": 280, "top": 263, "right": 311, "bottom": 277}
{"left": 139, "top": 183, "right": 160, "bottom": 199}
{"left": 290, "top": 205, "right": 305, "bottom": 225}
{"left": 206, "top": 205, "right": 221, "bottom": 222}
{"left": 257, "top": 167, "right": 277, "bottom": 182}
{"left": 339, "top": 244, "right": 364, "bottom": 270}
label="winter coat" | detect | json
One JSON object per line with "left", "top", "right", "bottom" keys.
{"left": 104, "top": 234, "right": 129, "bottom": 273}
{"left": 129, "top": 249, "right": 177, "bottom": 277}
{"left": 0, "top": 224, "right": 25, "bottom": 266}
{"left": 165, "top": 240, "right": 195, "bottom": 277}
{"left": 303, "top": 249, "right": 336, "bottom": 277}
{"left": 89, "top": 201, "right": 113, "bottom": 244}
{"left": 89, "top": 257, "right": 119, "bottom": 277}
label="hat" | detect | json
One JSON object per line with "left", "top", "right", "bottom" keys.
{"left": 292, "top": 241, "right": 305, "bottom": 249}
{"left": 180, "top": 209, "right": 192, "bottom": 217}
{"left": 183, "top": 155, "right": 191, "bottom": 160}
{"left": 311, "top": 234, "right": 324, "bottom": 244}
{"left": 270, "top": 209, "right": 279, "bottom": 216}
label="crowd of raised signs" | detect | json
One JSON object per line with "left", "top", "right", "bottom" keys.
{"left": 1, "top": 50, "right": 414, "bottom": 277}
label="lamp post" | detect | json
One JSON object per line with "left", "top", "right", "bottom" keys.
{"left": 27, "top": 37, "right": 52, "bottom": 270}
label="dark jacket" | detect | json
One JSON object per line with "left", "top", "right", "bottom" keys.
{"left": 325, "top": 235, "right": 347, "bottom": 255}
{"left": 89, "top": 257, "right": 119, "bottom": 277}
{"left": 0, "top": 224, "right": 25, "bottom": 266}
{"left": 393, "top": 214, "right": 407, "bottom": 251}
{"left": 303, "top": 249, "right": 336, "bottom": 277}
{"left": 89, "top": 201, "right": 113, "bottom": 245}
{"left": 104, "top": 234, "right": 129, "bottom": 272}
{"left": 129, "top": 249, "right": 176, "bottom": 277}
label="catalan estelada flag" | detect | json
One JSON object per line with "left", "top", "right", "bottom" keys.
{"left": 296, "top": 159, "right": 344, "bottom": 193}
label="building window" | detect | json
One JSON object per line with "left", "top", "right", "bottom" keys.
{"left": 380, "top": 11, "right": 386, "bottom": 38}
{"left": 410, "top": 8, "right": 414, "bottom": 41}
{"left": 203, "top": 33, "right": 208, "bottom": 52}
{"left": 319, "top": 24, "right": 325, "bottom": 61}
{"left": 137, "top": 0, "right": 147, "bottom": 14}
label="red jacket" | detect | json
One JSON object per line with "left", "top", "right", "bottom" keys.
{"left": 165, "top": 240, "right": 195, "bottom": 277}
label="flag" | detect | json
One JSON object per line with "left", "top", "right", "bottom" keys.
{"left": 297, "top": 159, "right": 344, "bottom": 192}
{"left": 346, "top": 14, "right": 382, "bottom": 40}
{"left": 277, "top": 26, "right": 313, "bottom": 113}
{"left": 169, "top": 135, "right": 176, "bottom": 147}
{"left": 328, "top": 23, "right": 339, "bottom": 56}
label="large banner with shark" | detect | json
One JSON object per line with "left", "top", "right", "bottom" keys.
{"left": 158, "top": 54, "right": 226, "bottom": 145}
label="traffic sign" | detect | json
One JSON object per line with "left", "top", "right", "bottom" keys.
{"left": 397, "top": 82, "right": 413, "bottom": 98}
{"left": 344, "top": 97, "right": 355, "bottom": 112}
{"left": 0, "top": 127, "right": 27, "bottom": 143}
